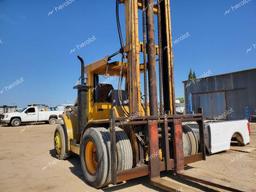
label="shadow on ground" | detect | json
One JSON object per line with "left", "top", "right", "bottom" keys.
{"left": 49, "top": 149, "right": 164, "bottom": 191}
{"left": 49, "top": 148, "right": 219, "bottom": 191}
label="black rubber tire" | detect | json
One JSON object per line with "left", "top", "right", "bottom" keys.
{"left": 183, "top": 125, "right": 198, "bottom": 156}
{"left": 80, "top": 127, "right": 133, "bottom": 188}
{"left": 183, "top": 132, "right": 191, "bottom": 157}
{"left": 80, "top": 128, "right": 109, "bottom": 188}
{"left": 99, "top": 127, "right": 133, "bottom": 185}
{"left": 185, "top": 123, "right": 200, "bottom": 153}
{"left": 49, "top": 118, "right": 57, "bottom": 125}
{"left": 54, "top": 124, "right": 70, "bottom": 160}
{"left": 187, "top": 131, "right": 197, "bottom": 155}
{"left": 11, "top": 118, "right": 21, "bottom": 127}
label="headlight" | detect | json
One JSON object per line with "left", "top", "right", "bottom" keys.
{"left": 4, "top": 115, "right": 8, "bottom": 118}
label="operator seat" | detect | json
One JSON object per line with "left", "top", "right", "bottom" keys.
{"left": 94, "top": 84, "right": 113, "bottom": 103}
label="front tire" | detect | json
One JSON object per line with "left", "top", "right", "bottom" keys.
{"left": 80, "top": 128, "right": 109, "bottom": 188}
{"left": 80, "top": 127, "right": 133, "bottom": 188}
{"left": 11, "top": 118, "right": 21, "bottom": 127}
{"left": 183, "top": 125, "right": 198, "bottom": 156}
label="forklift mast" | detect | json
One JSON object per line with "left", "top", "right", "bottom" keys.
{"left": 120, "top": 0, "right": 175, "bottom": 117}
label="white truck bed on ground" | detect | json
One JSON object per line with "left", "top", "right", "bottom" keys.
{"left": 205, "top": 120, "right": 250, "bottom": 154}
{"left": 185, "top": 120, "right": 250, "bottom": 154}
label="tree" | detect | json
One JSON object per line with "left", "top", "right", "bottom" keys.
{"left": 192, "top": 71, "right": 196, "bottom": 79}
{"left": 176, "top": 97, "right": 185, "bottom": 103}
{"left": 188, "top": 69, "right": 193, "bottom": 80}
{"left": 188, "top": 69, "right": 196, "bottom": 81}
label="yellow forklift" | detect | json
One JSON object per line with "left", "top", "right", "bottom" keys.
{"left": 53, "top": 0, "right": 242, "bottom": 191}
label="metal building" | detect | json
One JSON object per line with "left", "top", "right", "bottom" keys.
{"left": 183, "top": 68, "right": 256, "bottom": 120}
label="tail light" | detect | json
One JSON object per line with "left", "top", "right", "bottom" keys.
{"left": 247, "top": 122, "right": 251, "bottom": 135}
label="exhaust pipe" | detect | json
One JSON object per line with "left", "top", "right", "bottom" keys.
{"left": 75, "top": 56, "right": 88, "bottom": 139}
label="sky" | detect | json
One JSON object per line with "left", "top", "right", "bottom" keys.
{"left": 0, "top": 0, "right": 255, "bottom": 107}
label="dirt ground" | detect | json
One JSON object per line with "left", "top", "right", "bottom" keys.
{"left": 0, "top": 124, "right": 255, "bottom": 192}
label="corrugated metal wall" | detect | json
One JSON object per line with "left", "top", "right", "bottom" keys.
{"left": 184, "top": 69, "right": 256, "bottom": 120}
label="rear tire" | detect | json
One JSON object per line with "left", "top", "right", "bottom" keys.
{"left": 11, "top": 118, "right": 21, "bottom": 127}
{"left": 54, "top": 125, "right": 70, "bottom": 160}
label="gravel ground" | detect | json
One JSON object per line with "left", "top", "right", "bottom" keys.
{"left": 0, "top": 124, "right": 255, "bottom": 192}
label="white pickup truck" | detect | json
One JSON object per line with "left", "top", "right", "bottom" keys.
{"left": 0, "top": 106, "right": 63, "bottom": 127}
{"left": 184, "top": 120, "right": 250, "bottom": 154}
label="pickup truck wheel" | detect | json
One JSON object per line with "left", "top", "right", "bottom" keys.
{"left": 11, "top": 118, "right": 21, "bottom": 127}
{"left": 49, "top": 118, "right": 57, "bottom": 125}
{"left": 54, "top": 125, "right": 70, "bottom": 160}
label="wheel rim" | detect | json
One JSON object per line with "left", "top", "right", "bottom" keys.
{"left": 14, "top": 120, "right": 19, "bottom": 126}
{"left": 85, "top": 140, "right": 98, "bottom": 175}
{"left": 54, "top": 131, "right": 62, "bottom": 155}
{"left": 50, "top": 119, "right": 56, "bottom": 124}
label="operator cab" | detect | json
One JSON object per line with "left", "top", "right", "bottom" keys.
{"left": 85, "top": 59, "right": 145, "bottom": 120}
